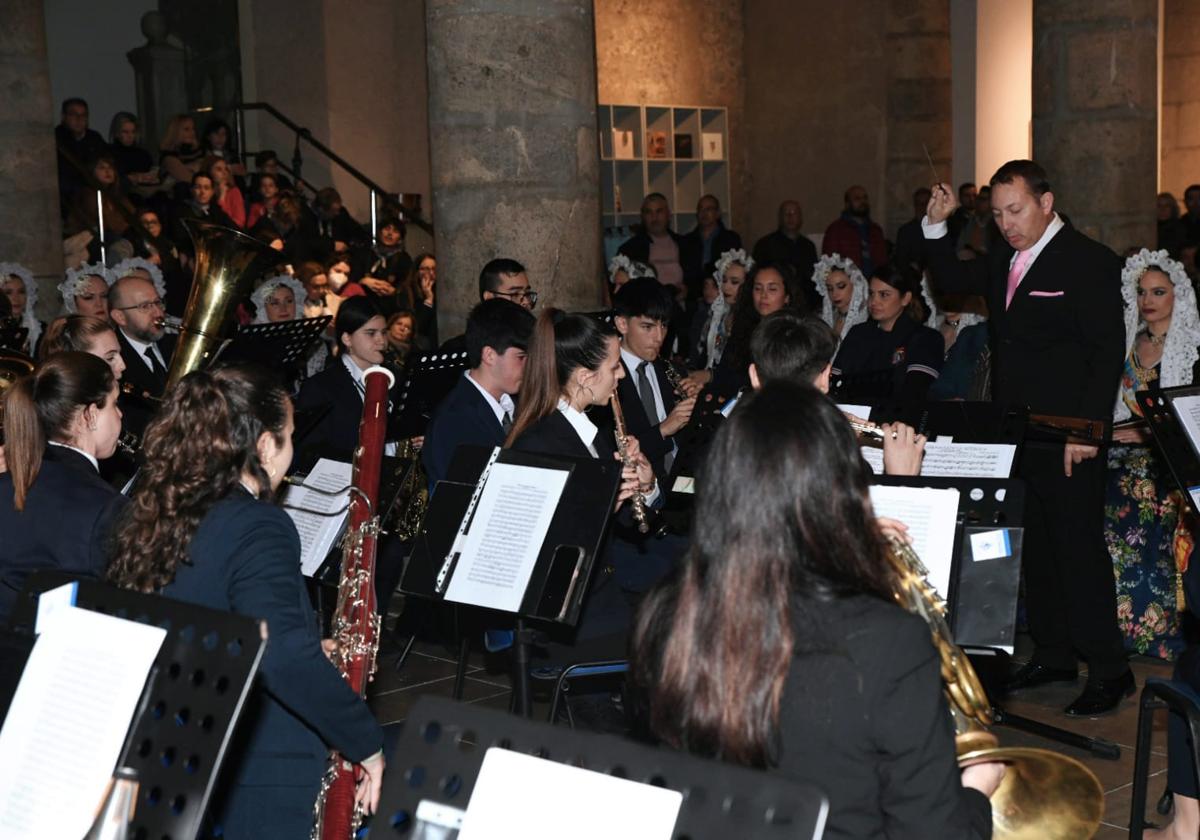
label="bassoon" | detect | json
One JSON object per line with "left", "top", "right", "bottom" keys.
{"left": 312, "top": 364, "right": 394, "bottom": 839}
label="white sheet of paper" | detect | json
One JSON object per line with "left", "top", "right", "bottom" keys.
{"left": 283, "top": 458, "right": 353, "bottom": 575}
{"left": 860, "top": 442, "right": 1015, "bottom": 478}
{"left": 869, "top": 484, "right": 961, "bottom": 601}
{"left": 671, "top": 476, "right": 696, "bottom": 495}
{"left": 458, "top": 748, "right": 682, "bottom": 840}
{"left": 444, "top": 462, "right": 569, "bottom": 613}
{"left": 34, "top": 581, "right": 78, "bottom": 634}
{"left": 837, "top": 403, "right": 872, "bottom": 422}
{"left": 1173, "top": 395, "right": 1200, "bottom": 457}
{"left": 0, "top": 606, "right": 165, "bottom": 838}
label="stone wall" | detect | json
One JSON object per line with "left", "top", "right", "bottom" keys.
{"left": 594, "top": 0, "right": 746, "bottom": 235}
{"left": 1162, "top": 0, "right": 1200, "bottom": 202}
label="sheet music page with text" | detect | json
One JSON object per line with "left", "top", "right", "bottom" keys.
{"left": 868, "top": 484, "right": 961, "bottom": 600}
{"left": 861, "top": 441, "right": 1015, "bottom": 478}
{"left": 444, "top": 462, "right": 570, "bottom": 612}
{"left": 1172, "top": 395, "right": 1200, "bottom": 458}
{"left": 283, "top": 458, "right": 353, "bottom": 575}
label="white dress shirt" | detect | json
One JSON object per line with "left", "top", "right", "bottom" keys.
{"left": 464, "top": 370, "right": 515, "bottom": 428}
{"left": 922, "top": 212, "right": 1065, "bottom": 286}
{"left": 619, "top": 346, "right": 666, "bottom": 423}
{"left": 556, "top": 398, "right": 661, "bottom": 505}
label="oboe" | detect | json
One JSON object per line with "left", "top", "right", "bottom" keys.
{"left": 609, "top": 392, "right": 651, "bottom": 534}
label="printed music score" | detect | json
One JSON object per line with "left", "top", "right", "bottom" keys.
{"left": 868, "top": 484, "right": 960, "bottom": 601}
{"left": 1171, "top": 394, "right": 1200, "bottom": 459}
{"left": 444, "top": 462, "right": 569, "bottom": 613}
{"left": 283, "top": 458, "right": 353, "bottom": 576}
{"left": 861, "top": 441, "right": 1016, "bottom": 478}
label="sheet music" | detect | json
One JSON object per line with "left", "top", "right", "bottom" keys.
{"left": 459, "top": 748, "right": 682, "bottom": 840}
{"left": 282, "top": 458, "right": 353, "bottom": 575}
{"left": 837, "top": 403, "right": 872, "bottom": 422}
{"left": 444, "top": 462, "right": 569, "bottom": 613}
{"left": 868, "top": 484, "right": 960, "bottom": 601}
{"left": 0, "top": 605, "right": 165, "bottom": 838}
{"left": 1172, "top": 395, "right": 1200, "bottom": 458}
{"left": 860, "top": 442, "right": 1015, "bottom": 478}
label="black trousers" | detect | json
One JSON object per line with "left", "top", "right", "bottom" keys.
{"left": 1019, "top": 444, "right": 1126, "bottom": 680}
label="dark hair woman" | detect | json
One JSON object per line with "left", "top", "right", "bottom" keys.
{"left": 106, "top": 365, "right": 384, "bottom": 836}
{"left": 505, "top": 309, "right": 668, "bottom": 651}
{"left": 832, "top": 265, "right": 945, "bottom": 402}
{"left": 0, "top": 352, "right": 124, "bottom": 622}
{"left": 629, "top": 382, "right": 1002, "bottom": 839}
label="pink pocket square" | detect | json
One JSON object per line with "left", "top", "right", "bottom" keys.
{"left": 1028, "top": 290, "right": 1065, "bottom": 297}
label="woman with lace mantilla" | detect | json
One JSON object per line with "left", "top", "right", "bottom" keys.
{"left": 1106, "top": 249, "right": 1200, "bottom": 660}
{"left": 810, "top": 252, "right": 867, "bottom": 344}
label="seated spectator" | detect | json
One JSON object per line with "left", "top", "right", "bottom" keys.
{"left": 921, "top": 285, "right": 989, "bottom": 401}
{"left": 397, "top": 253, "right": 437, "bottom": 346}
{"left": 680, "top": 194, "right": 741, "bottom": 293}
{"left": 619, "top": 193, "right": 689, "bottom": 297}
{"left": 201, "top": 116, "right": 246, "bottom": 177}
{"left": 360, "top": 216, "right": 412, "bottom": 309}
{"left": 327, "top": 254, "right": 365, "bottom": 298}
{"left": 58, "top": 263, "right": 113, "bottom": 318}
{"left": 206, "top": 157, "right": 246, "bottom": 228}
{"left": 1, "top": 263, "right": 43, "bottom": 355}
{"left": 955, "top": 186, "right": 999, "bottom": 261}
{"left": 108, "top": 112, "right": 160, "bottom": 198}
{"left": 383, "top": 309, "right": 428, "bottom": 376}
{"left": 249, "top": 150, "right": 295, "bottom": 195}
{"left": 752, "top": 200, "right": 819, "bottom": 310}
{"left": 130, "top": 210, "right": 187, "bottom": 315}
{"left": 822, "top": 185, "right": 887, "bottom": 277}
{"left": 302, "top": 187, "right": 368, "bottom": 262}
{"left": 159, "top": 114, "right": 206, "bottom": 201}
{"left": 55, "top": 97, "right": 109, "bottom": 218}
{"left": 64, "top": 153, "right": 136, "bottom": 263}
{"left": 244, "top": 172, "right": 277, "bottom": 230}
{"left": 171, "top": 172, "right": 236, "bottom": 260}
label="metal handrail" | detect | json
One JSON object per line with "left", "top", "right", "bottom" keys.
{"left": 230, "top": 101, "right": 429, "bottom": 236}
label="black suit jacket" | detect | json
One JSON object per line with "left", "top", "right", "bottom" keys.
{"left": 171, "top": 201, "right": 236, "bottom": 256}
{"left": 294, "top": 360, "right": 366, "bottom": 463}
{"left": 162, "top": 492, "right": 382, "bottom": 790}
{"left": 0, "top": 447, "right": 125, "bottom": 622}
{"left": 422, "top": 375, "right": 507, "bottom": 488}
{"left": 115, "top": 330, "right": 178, "bottom": 447}
{"left": 511, "top": 409, "right": 616, "bottom": 461}
{"left": 609, "top": 358, "right": 677, "bottom": 479}
{"left": 925, "top": 220, "right": 1125, "bottom": 421}
{"left": 680, "top": 224, "right": 742, "bottom": 278}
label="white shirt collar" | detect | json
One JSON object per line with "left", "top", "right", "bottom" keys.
{"left": 48, "top": 440, "right": 98, "bottom": 471}
{"left": 341, "top": 353, "right": 367, "bottom": 385}
{"left": 619, "top": 345, "right": 650, "bottom": 374}
{"left": 556, "top": 398, "right": 599, "bottom": 457}
{"left": 464, "top": 370, "right": 514, "bottom": 426}
{"left": 121, "top": 329, "right": 164, "bottom": 370}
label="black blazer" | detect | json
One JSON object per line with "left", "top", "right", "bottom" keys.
{"left": 610, "top": 358, "right": 677, "bottom": 479}
{"left": 0, "top": 447, "right": 125, "bottom": 622}
{"left": 294, "top": 359, "right": 398, "bottom": 464}
{"left": 833, "top": 315, "right": 945, "bottom": 403}
{"left": 115, "top": 330, "right": 177, "bottom": 441}
{"left": 680, "top": 224, "right": 742, "bottom": 279}
{"left": 925, "top": 221, "right": 1125, "bottom": 421}
{"left": 775, "top": 594, "right": 991, "bottom": 839}
{"left": 162, "top": 492, "right": 382, "bottom": 790}
{"left": 511, "top": 408, "right": 617, "bottom": 462}
{"left": 422, "top": 374, "right": 507, "bottom": 488}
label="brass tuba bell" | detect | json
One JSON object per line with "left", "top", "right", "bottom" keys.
{"left": 887, "top": 538, "right": 1104, "bottom": 839}
{"left": 164, "top": 220, "right": 275, "bottom": 391}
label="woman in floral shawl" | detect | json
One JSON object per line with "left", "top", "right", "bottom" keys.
{"left": 1105, "top": 248, "right": 1200, "bottom": 659}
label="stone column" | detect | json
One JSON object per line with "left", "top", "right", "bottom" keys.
{"left": 0, "top": 0, "right": 65, "bottom": 321}
{"left": 1032, "top": 0, "right": 1158, "bottom": 251}
{"left": 425, "top": 0, "right": 603, "bottom": 338}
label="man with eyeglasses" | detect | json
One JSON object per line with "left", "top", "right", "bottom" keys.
{"left": 55, "top": 97, "right": 109, "bottom": 218}
{"left": 439, "top": 257, "right": 538, "bottom": 353}
{"left": 110, "top": 275, "right": 175, "bottom": 398}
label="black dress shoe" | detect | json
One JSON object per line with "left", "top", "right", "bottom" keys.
{"left": 1064, "top": 670, "right": 1136, "bottom": 717}
{"left": 1005, "top": 661, "right": 1078, "bottom": 693}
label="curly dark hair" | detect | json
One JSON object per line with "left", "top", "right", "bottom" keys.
{"left": 107, "top": 365, "right": 289, "bottom": 592}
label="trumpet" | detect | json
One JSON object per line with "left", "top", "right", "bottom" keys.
{"left": 609, "top": 392, "right": 651, "bottom": 534}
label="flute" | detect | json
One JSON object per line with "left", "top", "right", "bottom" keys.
{"left": 610, "top": 392, "right": 651, "bottom": 534}
{"left": 844, "top": 415, "right": 895, "bottom": 440}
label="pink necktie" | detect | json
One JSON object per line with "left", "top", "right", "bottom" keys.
{"left": 1005, "top": 248, "right": 1032, "bottom": 309}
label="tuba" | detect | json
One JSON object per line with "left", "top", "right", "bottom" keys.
{"left": 164, "top": 220, "right": 275, "bottom": 390}
{"left": 887, "top": 538, "right": 1104, "bottom": 839}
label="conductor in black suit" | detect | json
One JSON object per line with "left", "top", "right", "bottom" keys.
{"left": 610, "top": 278, "right": 697, "bottom": 479}
{"left": 924, "top": 159, "right": 1132, "bottom": 715}
{"left": 422, "top": 298, "right": 535, "bottom": 487}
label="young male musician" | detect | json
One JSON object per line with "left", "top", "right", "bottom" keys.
{"left": 611, "top": 278, "right": 696, "bottom": 479}
{"left": 422, "top": 298, "right": 535, "bottom": 487}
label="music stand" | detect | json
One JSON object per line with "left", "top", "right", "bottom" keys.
{"left": 0, "top": 324, "right": 27, "bottom": 353}
{"left": 375, "top": 695, "right": 829, "bottom": 840}
{"left": 393, "top": 350, "right": 470, "bottom": 438}
{"left": 7, "top": 573, "right": 267, "bottom": 838}
{"left": 218, "top": 316, "right": 332, "bottom": 376}
{"left": 401, "top": 444, "right": 621, "bottom": 716}
{"left": 871, "top": 475, "right": 1122, "bottom": 759}
{"left": 1137, "top": 386, "right": 1200, "bottom": 516}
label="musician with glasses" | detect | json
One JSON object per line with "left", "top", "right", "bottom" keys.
{"left": 109, "top": 274, "right": 176, "bottom": 445}
{"left": 439, "top": 257, "right": 538, "bottom": 354}
{"left": 629, "top": 381, "right": 1002, "bottom": 839}
{"left": 106, "top": 365, "right": 385, "bottom": 838}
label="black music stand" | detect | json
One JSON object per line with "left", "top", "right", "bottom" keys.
{"left": 1138, "top": 386, "right": 1200, "bottom": 516}
{"left": 393, "top": 350, "right": 470, "bottom": 438}
{"left": 401, "top": 444, "right": 621, "bottom": 716}
{"left": 6, "top": 573, "right": 267, "bottom": 838}
{"left": 375, "top": 695, "right": 829, "bottom": 840}
{"left": 872, "top": 475, "right": 1121, "bottom": 759}
{"left": 219, "top": 316, "right": 332, "bottom": 379}
{"left": 0, "top": 324, "right": 28, "bottom": 353}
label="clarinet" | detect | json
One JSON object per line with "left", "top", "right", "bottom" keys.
{"left": 312, "top": 365, "right": 393, "bottom": 840}
{"left": 609, "top": 392, "right": 651, "bottom": 534}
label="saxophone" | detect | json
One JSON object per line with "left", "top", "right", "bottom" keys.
{"left": 886, "top": 538, "right": 1104, "bottom": 839}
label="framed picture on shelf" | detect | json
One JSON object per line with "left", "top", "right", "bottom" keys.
{"left": 646, "top": 130, "right": 669, "bottom": 159}
{"left": 702, "top": 132, "right": 724, "bottom": 160}
{"left": 673, "top": 134, "right": 693, "bottom": 159}
{"left": 613, "top": 130, "right": 635, "bottom": 160}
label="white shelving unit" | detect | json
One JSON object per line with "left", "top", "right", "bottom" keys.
{"left": 597, "top": 103, "right": 731, "bottom": 235}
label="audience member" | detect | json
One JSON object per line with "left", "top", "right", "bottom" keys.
{"left": 948, "top": 181, "right": 977, "bottom": 238}
{"left": 207, "top": 157, "right": 247, "bottom": 228}
{"left": 1158, "top": 192, "right": 1188, "bottom": 258}
{"left": 396, "top": 254, "right": 437, "bottom": 345}
{"left": 200, "top": 117, "right": 245, "bottom": 176}
{"left": 158, "top": 114, "right": 206, "bottom": 201}
{"left": 249, "top": 150, "right": 295, "bottom": 195}
{"left": 303, "top": 187, "right": 367, "bottom": 261}
{"left": 107, "top": 112, "right": 161, "bottom": 197}
{"left": 54, "top": 97, "right": 109, "bottom": 217}
{"left": 893, "top": 187, "right": 932, "bottom": 275}
{"left": 171, "top": 172, "right": 235, "bottom": 259}
{"left": 680, "top": 194, "right": 741, "bottom": 287}
{"left": 63, "top": 153, "right": 136, "bottom": 262}
{"left": 619, "top": 193, "right": 689, "bottom": 297}
{"left": 359, "top": 216, "right": 412, "bottom": 309}
{"left": 1181, "top": 184, "right": 1200, "bottom": 246}
{"left": 1, "top": 263, "right": 43, "bottom": 355}
{"left": 822, "top": 185, "right": 887, "bottom": 276}
{"left": 752, "top": 200, "right": 819, "bottom": 310}
{"left": 956, "top": 185, "right": 999, "bottom": 260}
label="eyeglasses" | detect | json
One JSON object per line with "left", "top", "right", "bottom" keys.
{"left": 115, "top": 298, "right": 165, "bottom": 313}
{"left": 494, "top": 289, "right": 539, "bottom": 305}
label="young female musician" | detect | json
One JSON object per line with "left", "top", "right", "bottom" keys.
{"left": 106, "top": 365, "right": 384, "bottom": 837}
{"left": 0, "top": 352, "right": 124, "bottom": 622}
{"left": 629, "top": 382, "right": 1002, "bottom": 839}
{"left": 38, "top": 314, "right": 127, "bottom": 379}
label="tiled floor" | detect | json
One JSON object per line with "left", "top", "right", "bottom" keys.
{"left": 369, "top": 614, "right": 1178, "bottom": 838}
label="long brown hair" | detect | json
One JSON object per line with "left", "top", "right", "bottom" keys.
{"left": 107, "top": 365, "right": 289, "bottom": 592}
{"left": 629, "top": 382, "right": 896, "bottom": 767}
{"left": 39, "top": 315, "right": 115, "bottom": 359}
{"left": 4, "top": 352, "right": 114, "bottom": 511}
{"left": 503, "top": 309, "right": 615, "bottom": 446}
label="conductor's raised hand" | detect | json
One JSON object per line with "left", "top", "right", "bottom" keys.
{"left": 925, "top": 182, "right": 959, "bottom": 225}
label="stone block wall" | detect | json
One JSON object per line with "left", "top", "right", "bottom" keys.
{"left": 1162, "top": 0, "right": 1200, "bottom": 202}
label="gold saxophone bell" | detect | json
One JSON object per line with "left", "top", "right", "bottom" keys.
{"left": 165, "top": 220, "right": 275, "bottom": 390}
{"left": 886, "top": 538, "right": 1104, "bottom": 839}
